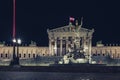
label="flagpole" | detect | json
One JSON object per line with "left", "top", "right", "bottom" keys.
{"left": 13, "top": 0, "right": 16, "bottom": 38}
{"left": 13, "top": 0, "right": 16, "bottom": 60}
{"left": 10, "top": 0, "right": 20, "bottom": 66}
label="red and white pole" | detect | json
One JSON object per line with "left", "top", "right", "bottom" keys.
{"left": 13, "top": 0, "right": 16, "bottom": 38}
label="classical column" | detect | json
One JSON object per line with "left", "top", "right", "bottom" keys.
{"left": 82, "top": 37, "right": 85, "bottom": 49}
{"left": 49, "top": 38, "right": 52, "bottom": 56}
{"left": 66, "top": 37, "right": 68, "bottom": 54}
{"left": 79, "top": 37, "right": 81, "bottom": 48}
{"left": 115, "top": 49, "right": 117, "bottom": 59}
{"left": 88, "top": 37, "right": 92, "bottom": 63}
{"left": 80, "top": 37, "right": 84, "bottom": 48}
{"left": 54, "top": 38, "right": 57, "bottom": 56}
{"left": 51, "top": 40, "right": 54, "bottom": 56}
{"left": 83, "top": 37, "right": 86, "bottom": 52}
{"left": 60, "top": 37, "right": 63, "bottom": 56}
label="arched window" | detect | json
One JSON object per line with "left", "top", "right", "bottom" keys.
{"left": 92, "top": 54, "right": 96, "bottom": 56}
{"left": 28, "top": 54, "right": 30, "bottom": 58}
{"left": 118, "top": 54, "right": 120, "bottom": 58}
{"left": 43, "top": 54, "right": 45, "bottom": 56}
{"left": 1, "top": 54, "right": 3, "bottom": 58}
{"left": 113, "top": 54, "right": 115, "bottom": 59}
{"left": 24, "top": 54, "right": 26, "bottom": 58}
{"left": 33, "top": 54, "right": 35, "bottom": 58}
{"left": 19, "top": 54, "right": 21, "bottom": 58}
{"left": 5, "top": 54, "right": 8, "bottom": 58}
{"left": 103, "top": 54, "right": 105, "bottom": 56}
{"left": 98, "top": 54, "right": 100, "bottom": 56}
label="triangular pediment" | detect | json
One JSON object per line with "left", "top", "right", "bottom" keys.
{"left": 48, "top": 25, "right": 93, "bottom": 33}
{"left": 49, "top": 25, "right": 74, "bottom": 32}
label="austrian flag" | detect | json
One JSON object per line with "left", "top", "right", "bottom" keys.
{"left": 69, "top": 17, "right": 75, "bottom": 22}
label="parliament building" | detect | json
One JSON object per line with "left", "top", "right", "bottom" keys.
{"left": 0, "top": 19, "right": 120, "bottom": 61}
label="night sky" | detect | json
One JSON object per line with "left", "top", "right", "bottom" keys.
{"left": 0, "top": 0, "right": 120, "bottom": 46}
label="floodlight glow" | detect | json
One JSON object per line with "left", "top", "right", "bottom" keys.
{"left": 17, "top": 39, "right": 21, "bottom": 44}
{"left": 13, "top": 38, "right": 16, "bottom": 43}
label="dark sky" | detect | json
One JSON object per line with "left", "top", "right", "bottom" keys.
{"left": 0, "top": 0, "right": 120, "bottom": 46}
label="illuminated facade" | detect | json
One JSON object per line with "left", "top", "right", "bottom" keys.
{"left": 0, "top": 20, "right": 120, "bottom": 61}
{"left": 47, "top": 20, "right": 94, "bottom": 58}
{"left": 0, "top": 43, "right": 120, "bottom": 61}
{"left": 0, "top": 43, "right": 49, "bottom": 61}
{"left": 92, "top": 44, "right": 120, "bottom": 59}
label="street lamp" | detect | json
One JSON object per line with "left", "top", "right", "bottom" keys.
{"left": 12, "top": 38, "right": 22, "bottom": 57}
{"left": 10, "top": 38, "right": 21, "bottom": 66}
{"left": 17, "top": 39, "right": 21, "bottom": 58}
{"left": 12, "top": 38, "right": 16, "bottom": 60}
{"left": 17, "top": 39, "right": 21, "bottom": 44}
{"left": 13, "top": 38, "right": 16, "bottom": 43}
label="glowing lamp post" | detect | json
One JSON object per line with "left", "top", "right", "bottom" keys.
{"left": 13, "top": 38, "right": 16, "bottom": 43}
{"left": 10, "top": 0, "right": 21, "bottom": 66}
{"left": 17, "top": 39, "right": 21, "bottom": 58}
{"left": 17, "top": 39, "right": 21, "bottom": 44}
{"left": 10, "top": 38, "right": 21, "bottom": 66}
{"left": 12, "top": 38, "right": 16, "bottom": 61}
{"left": 12, "top": 38, "right": 21, "bottom": 57}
